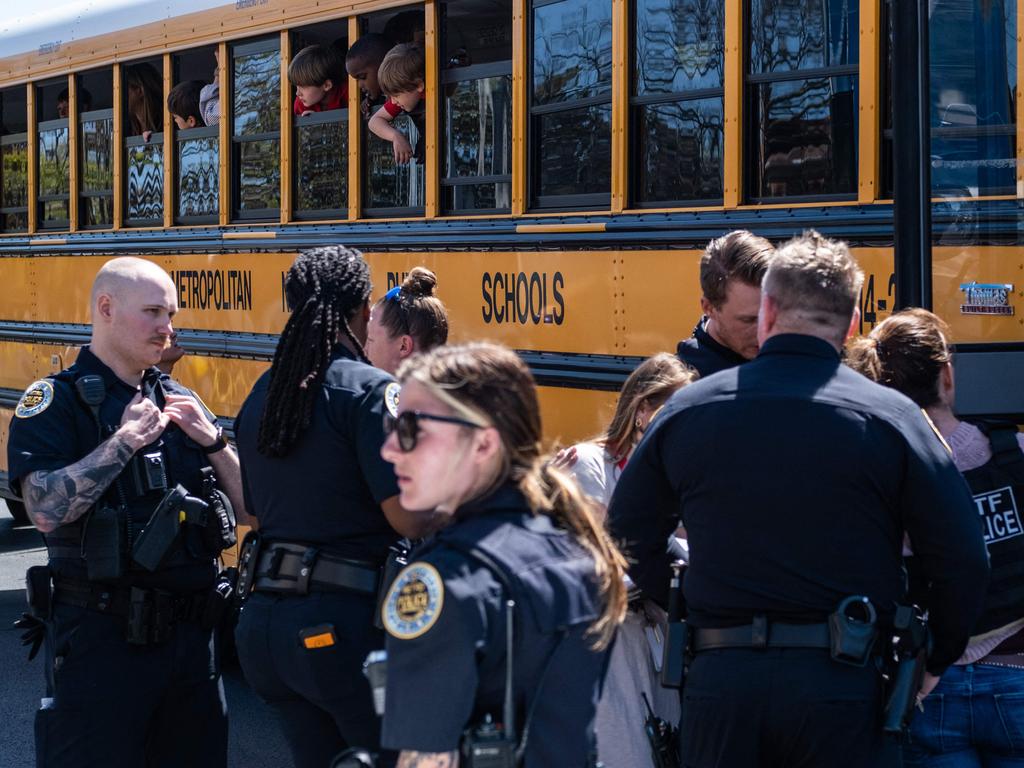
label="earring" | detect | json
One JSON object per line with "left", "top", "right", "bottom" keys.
{"left": 635, "top": 417, "right": 643, "bottom": 428}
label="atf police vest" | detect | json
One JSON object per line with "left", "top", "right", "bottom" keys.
{"left": 963, "top": 424, "right": 1024, "bottom": 636}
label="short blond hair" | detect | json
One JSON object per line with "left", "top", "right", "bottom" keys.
{"left": 763, "top": 230, "right": 864, "bottom": 344}
{"left": 377, "top": 43, "right": 424, "bottom": 95}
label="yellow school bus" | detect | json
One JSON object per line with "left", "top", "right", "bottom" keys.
{"left": 0, "top": 0, "right": 1021, "bottom": 523}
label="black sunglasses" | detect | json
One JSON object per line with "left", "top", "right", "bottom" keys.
{"left": 383, "top": 410, "right": 485, "bottom": 452}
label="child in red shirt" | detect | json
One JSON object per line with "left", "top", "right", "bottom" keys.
{"left": 289, "top": 44, "right": 348, "bottom": 116}
{"left": 368, "top": 43, "right": 424, "bottom": 164}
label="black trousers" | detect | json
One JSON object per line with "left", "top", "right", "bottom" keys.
{"left": 35, "top": 602, "right": 227, "bottom": 768}
{"left": 681, "top": 648, "right": 901, "bottom": 768}
{"left": 235, "top": 590, "right": 396, "bottom": 768}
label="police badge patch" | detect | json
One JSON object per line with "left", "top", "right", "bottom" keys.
{"left": 15, "top": 380, "right": 54, "bottom": 419}
{"left": 384, "top": 382, "right": 401, "bottom": 418}
{"left": 382, "top": 562, "right": 444, "bottom": 639}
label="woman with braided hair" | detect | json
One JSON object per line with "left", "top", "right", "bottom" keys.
{"left": 234, "top": 246, "right": 425, "bottom": 768}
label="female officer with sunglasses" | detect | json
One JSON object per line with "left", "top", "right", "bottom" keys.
{"left": 233, "top": 246, "right": 433, "bottom": 768}
{"left": 377, "top": 342, "right": 628, "bottom": 766}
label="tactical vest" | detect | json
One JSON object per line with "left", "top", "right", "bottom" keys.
{"left": 962, "top": 424, "right": 1024, "bottom": 636}
{"left": 44, "top": 366, "right": 216, "bottom": 587}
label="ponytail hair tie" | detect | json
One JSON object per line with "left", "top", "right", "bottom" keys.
{"left": 384, "top": 286, "right": 402, "bottom": 301}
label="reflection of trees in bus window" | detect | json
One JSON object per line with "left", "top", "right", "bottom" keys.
{"left": 365, "top": 114, "right": 424, "bottom": 210}
{"left": 443, "top": 183, "right": 511, "bottom": 211}
{"left": 636, "top": 0, "right": 723, "bottom": 95}
{"left": 928, "top": 0, "right": 1016, "bottom": 196}
{"left": 295, "top": 118, "right": 347, "bottom": 215}
{"left": 234, "top": 50, "right": 281, "bottom": 136}
{"left": 748, "top": 77, "right": 856, "bottom": 198}
{"left": 39, "top": 127, "right": 69, "bottom": 196}
{"left": 637, "top": 99, "right": 723, "bottom": 201}
{"left": 533, "top": 0, "right": 612, "bottom": 105}
{"left": 83, "top": 197, "right": 113, "bottom": 227}
{"left": 127, "top": 143, "right": 164, "bottom": 220}
{"left": 445, "top": 76, "right": 511, "bottom": 178}
{"left": 82, "top": 119, "right": 113, "bottom": 191}
{"left": 749, "top": 0, "right": 856, "bottom": 75}
{"left": 178, "top": 136, "right": 219, "bottom": 218}
{"left": 536, "top": 104, "right": 611, "bottom": 196}
{"left": 3, "top": 142, "right": 29, "bottom": 207}
{"left": 238, "top": 139, "right": 280, "bottom": 211}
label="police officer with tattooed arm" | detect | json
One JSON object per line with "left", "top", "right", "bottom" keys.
{"left": 608, "top": 231, "right": 990, "bottom": 768}
{"left": 8, "top": 256, "right": 247, "bottom": 767}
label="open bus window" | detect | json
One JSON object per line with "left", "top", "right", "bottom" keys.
{"left": 37, "top": 79, "right": 70, "bottom": 229}
{"left": 0, "top": 86, "right": 28, "bottom": 232}
{"left": 78, "top": 69, "right": 113, "bottom": 228}
{"left": 530, "top": 0, "right": 612, "bottom": 210}
{"left": 745, "top": 0, "right": 858, "bottom": 201}
{"left": 123, "top": 59, "right": 165, "bottom": 226}
{"left": 360, "top": 6, "right": 425, "bottom": 216}
{"left": 881, "top": 0, "right": 1018, "bottom": 199}
{"left": 232, "top": 37, "right": 281, "bottom": 221}
{"left": 291, "top": 22, "right": 348, "bottom": 219}
{"left": 173, "top": 47, "right": 220, "bottom": 224}
{"left": 632, "top": 0, "right": 724, "bottom": 206}
{"left": 440, "top": 0, "right": 512, "bottom": 214}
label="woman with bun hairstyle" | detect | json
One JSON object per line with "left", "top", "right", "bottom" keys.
{"left": 378, "top": 342, "right": 627, "bottom": 766}
{"left": 365, "top": 266, "right": 448, "bottom": 375}
{"left": 847, "top": 308, "right": 1024, "bottom": 767}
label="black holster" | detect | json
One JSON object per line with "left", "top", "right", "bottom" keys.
{"left": 883, "top": 605, "right": 930, "bottom": 734}
{"left": 660, "top": 563, "right": 687, "bottom": 689}
{"left": 374, "top": 539, "right": 411, "bottom": 629}
{"left": 234, "top": 530, "right": 262, "bottom": 608}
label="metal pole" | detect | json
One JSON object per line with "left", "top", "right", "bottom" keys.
{"left": 892, "top": 0, "right": 933, "bottom": 310}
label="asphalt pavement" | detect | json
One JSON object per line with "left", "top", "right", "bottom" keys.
{"left": 0, "top": 501, "right": 291, "bottom": 768}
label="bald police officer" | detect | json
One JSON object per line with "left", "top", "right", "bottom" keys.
{"left": 8, "top": 257, "right": 246, "bottom": 767}
{"left": 609, "top": 231, "right": 989, "bottom": 768}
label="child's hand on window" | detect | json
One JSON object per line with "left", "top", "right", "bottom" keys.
{"left": 301, "top": 110, "right": 314, "bottom": 117}
{"left": 392, "top": 133, "right": 413, "bottom": 164}
{"left": 142, "top": 130, "right": 153, "bottom": 143}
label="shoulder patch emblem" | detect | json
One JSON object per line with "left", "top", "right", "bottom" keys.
{"left": 382, "top": 561, "right": 444, "bottom": 640}
{"left": 384, "top": 382, "right": 401, "bottom": 418}
{"left": 15, "top": 380, "right": 55, "bottom": 419}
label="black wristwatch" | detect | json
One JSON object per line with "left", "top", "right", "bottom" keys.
{"left": 202, "top": 426, "right": 229, "bottom": 455}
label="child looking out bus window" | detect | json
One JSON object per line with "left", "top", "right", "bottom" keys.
{"left": 288, "top": 44, "right": 348, "bottom": 117}
{"left": 125, "top": 63, "right": 162, "bottom": 141}
{"left": 345, "top": 33, "right": 393, "bottom": 119}
{"left": 167, "top": 80, "right": 205, "bottom": 129}
{"left": 367, "top": 43, "right": 424, "bottom": 164}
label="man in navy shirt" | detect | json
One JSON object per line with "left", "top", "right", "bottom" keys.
{"left": 610, "top": 231, "right": 989, "bottom": 768}
{"left": 676, "top": 230, "right": 775, "bottom": 377}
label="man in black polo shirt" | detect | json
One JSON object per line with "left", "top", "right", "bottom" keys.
{"left": 609, "top": 231, "right": 989, "bottom": 767}
{"left": 677, "top": 230, "right": 775, "bottom": 377}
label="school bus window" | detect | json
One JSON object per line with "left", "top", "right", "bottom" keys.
{"left": 884, "top": 0, "right": 1017, "bottom": 199}
{"left": 37, "top": 79, "right": 70, "bottom": 229}
{"left": 745, "top": 0, "right": 858, "bottom": 201}
{"left": 78, "top": 69, "right": 114, "bottom": 229}
{"left": 232, "top": 37, "right": 281, "bottom": 221}
{"left": 0, "top": 86, "right": 29, "bottom": 233}
{"left": 530, "top": 0, "right": 612, "bottom": 210}
{"left": 358, "top": 7, "right": 426, "bottom": 216}
{"left": 632, "top": 0, "right": 724, "bottom": 206}
{"left": 172, "top": 47, "right": 220, "bottom": 224}
{"left": 123, "top": 59, "right": 165, "bottom": 226}
{"left": 290, "top": 23, "right": 349, "bottom": 220}
{"left": 440, "top": 0, "right": 512, "bottom": 214}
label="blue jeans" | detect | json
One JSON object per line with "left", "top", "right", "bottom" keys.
{"left": 903, "top": 662, "right": 1024, "bottom": 767}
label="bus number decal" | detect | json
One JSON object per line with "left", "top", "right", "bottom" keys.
{"left": 481, "top": 271, "right": 565, "bottom": 326}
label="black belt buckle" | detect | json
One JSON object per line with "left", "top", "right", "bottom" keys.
{"left": 126, "top": 587, "right": 150, "bottom": 645}
{"left": 296, "top": 548, "right": 319, "bottom": 595}
{"left": 751, "top": 615, "right": 768, "bottom": 649}
{"left": 266, "top": 547, "right": 285, "bottom": 580}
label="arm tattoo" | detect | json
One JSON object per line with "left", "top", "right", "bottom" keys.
{"left": 397, "top": 751, "right": 458, "bottom": 768}
{"left": 23, "top": 435, "right": 136, "bottom": 533}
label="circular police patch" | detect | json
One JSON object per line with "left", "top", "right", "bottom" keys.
{"left": 384, "top": 382, "right": 401, "bottom": 418}
{"left": 15, "top": 380, "right": 54, "bottom": 419}
{"left": 382, "top": 562, "right": 444, "bottom": 640}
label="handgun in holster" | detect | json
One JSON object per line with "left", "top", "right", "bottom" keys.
{"left": 132, "top": 484, "right": 208, "bottom": 571}
{"left": 234, "top": 530, "right": 262, "bottom": 608}
{"left": 660, "top": 562, "right": 688, "bottom": 689}
{"left": 198, "top": 467, "right": 236, "bottom": 554}
{"left": 26, "top": 565, "right": 53, "bottom": 620}
{"left": 883, "top": 605, "right": 930, "bottom": 735}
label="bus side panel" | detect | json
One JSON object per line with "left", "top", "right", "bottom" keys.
{"left": 933, "top": 245, "right": 1024, "bottom": 344}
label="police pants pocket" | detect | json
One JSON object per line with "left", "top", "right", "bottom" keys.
{"left": 994, "top": 692, "right": 1024, "bottom": 753}
{"left": 35, "top": 704, "right": 86, "bottom": 768}
{"left": 906, "top": 693, "right": 946, "bottom": 755}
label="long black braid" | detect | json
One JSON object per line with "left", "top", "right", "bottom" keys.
{"left": 257, "top": 246, "right": 372, "bottom": 457}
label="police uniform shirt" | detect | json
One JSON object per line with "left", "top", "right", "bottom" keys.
{"left": 608, "top": 333, "right": 990, "bottom": 674}
{"left": 676, "top": 316, "right": 747, "bottom": 378}
{"left": 7, "top": 346, "right": 219, "bottom": 590}
{"left": 380, "top": 485, "right": 607, "bottom": 763}
{"left": 234, "top": 345, "right": 400, "bottom": 564}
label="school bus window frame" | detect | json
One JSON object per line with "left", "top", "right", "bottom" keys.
{"left": 36, "top": 77, "right": 71, "bottom": 231}
{"left": 175, "top": 123, "right": 221, "bottom": 226}
{"left": 292, "top": 108, "right": 351, "bottom": 222}
{"left": 0, "top": 92, "right": 30, "bottom": 233}
{"left": 78, "top": 102, "right": 115, "bottom": 231}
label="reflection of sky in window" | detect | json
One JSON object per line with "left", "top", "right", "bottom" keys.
{"left": 533, "top": 0, "right": 612, "bottom": 104}
{"left": 179, "top": 138, "right": 218, "bottom": 217}
{"left": 636, "top": 0, "right": 723, "bottom": 94}
{"left": 234, "top": 51, "right": 280, "bottom": 136}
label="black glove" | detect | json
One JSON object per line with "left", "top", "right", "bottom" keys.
{"left": 14, "top": 613, "right": 46, "bottom": 661}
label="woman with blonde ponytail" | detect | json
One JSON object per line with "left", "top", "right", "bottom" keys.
{"left": 378, "top": 342, "right": 627, "bottom": 768}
